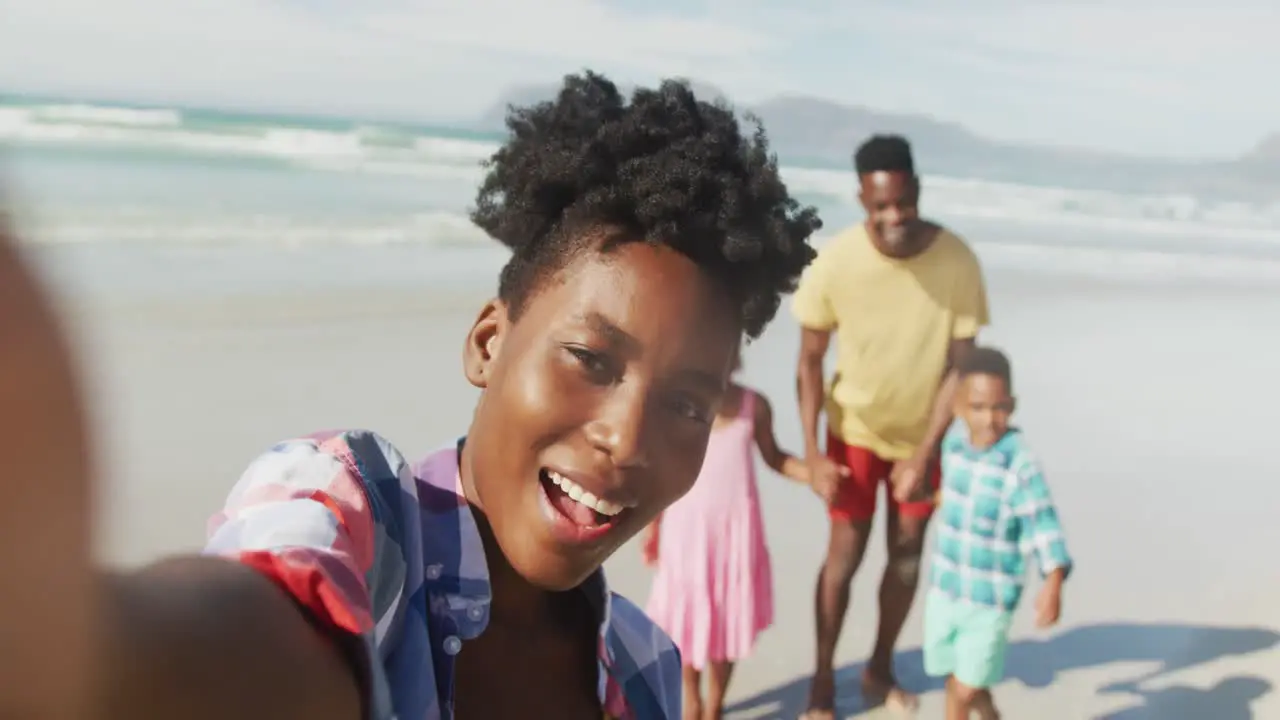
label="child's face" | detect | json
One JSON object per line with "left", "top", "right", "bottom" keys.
{"left": 462, "top": 240, "right": 740, "bottom": 590}
{"left": 954, "top": 373, "right": 1015, "bottom": 450}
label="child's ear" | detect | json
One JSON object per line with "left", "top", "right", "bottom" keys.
{"left": 1008, "top": 396, "right": 1018, "bottom": 414}
{"left": 463, "top": 299, "right": 509, "bottom": 389}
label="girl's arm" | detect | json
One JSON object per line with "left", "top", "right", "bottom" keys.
{"left": 641, "top": 514, "right": 661, "bottom": 566}
{"left": 752, "top": 392, "right": 810, "bottom": 484}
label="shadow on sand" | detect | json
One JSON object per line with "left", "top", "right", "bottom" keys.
{"left": 724, "top": 622, "right": 1279, "bottom": 719}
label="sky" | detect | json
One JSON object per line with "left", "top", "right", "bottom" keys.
{"left": 1, "top": 0, "right": 1276, "bottom": 159}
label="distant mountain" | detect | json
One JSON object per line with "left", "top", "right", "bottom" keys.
{"left": 477, "top": 82, "right": 1279, "bottom": 202}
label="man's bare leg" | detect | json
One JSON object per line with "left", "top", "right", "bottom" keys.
{"left": 861, "top": 511, "right": 929, "bottom": 715}
{"left": 801, "top": 518, "right": 871, "bottom": 719}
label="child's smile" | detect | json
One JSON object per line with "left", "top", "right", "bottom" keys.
{"left": 539, "top": 466, "right": 633, "bottom": 544}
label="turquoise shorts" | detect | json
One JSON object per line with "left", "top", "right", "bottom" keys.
{"left": 922, "top": 589, "right": 1014, "bottom": 689}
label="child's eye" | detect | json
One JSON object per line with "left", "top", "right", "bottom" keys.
{"left": 670, "top": 395, "right": 711, "bottom": 424}
{"left": 565, "top": 345, "right": 616, "bottom": 384}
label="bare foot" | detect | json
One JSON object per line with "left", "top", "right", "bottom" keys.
{"left": 799, "top": 669, "right": 837, "bottom": 720}
{"left": 861, "top": 671, "right": 918, "bottom": 716}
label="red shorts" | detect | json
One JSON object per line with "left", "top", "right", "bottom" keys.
{"left": 826, "top": 431, "right": 939, "bottom": 523}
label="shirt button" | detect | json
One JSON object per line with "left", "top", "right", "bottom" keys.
{"left": 443, "top": 635, "right": 462, "bottom": 655}
{"left": 467, "top": 605, "right": 485, "bottom": 621}
{"left": 425, "top": 563, "right": 442, "bottom": 580}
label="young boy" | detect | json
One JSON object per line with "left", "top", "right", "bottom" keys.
{"left": 922, "top": 347, "right": 1073, "bottom": 720}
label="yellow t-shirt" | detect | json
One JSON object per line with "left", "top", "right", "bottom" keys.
{"left": 791, "top": 223, "right": 989, "bottom": 460}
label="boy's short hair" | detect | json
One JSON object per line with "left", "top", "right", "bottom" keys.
{"left": 957, "top": 346, "right": 1012, "bottom": 389}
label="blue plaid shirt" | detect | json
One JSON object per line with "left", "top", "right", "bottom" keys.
{"left": 204, "top": 430, "right": 681, "bottom": 720}
{"left": 929, "top": 423, "right": 1073, "bottom": 612}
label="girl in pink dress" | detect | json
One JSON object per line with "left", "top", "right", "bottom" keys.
{"left": 642, "top": 360, "right": 817, "bottom": 720}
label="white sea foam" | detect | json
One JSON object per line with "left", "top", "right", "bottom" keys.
{"left": 5, "top": 98, "right": 1280, "bottom": 284}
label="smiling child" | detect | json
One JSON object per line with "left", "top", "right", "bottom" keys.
{"left": 97, "top": 71, "right": 821, "bottom": 720}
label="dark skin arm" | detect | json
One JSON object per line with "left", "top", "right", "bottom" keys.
{"left": 101, "top": 557, "right": 364, "bottom": 720}
{"left": 923, "top": 336, "right": 976, "bottom": 454}
{"left": 1035, "top": 567, "right": 1067, "bottom": 628}
{"left": 641, "top": 515, "right": 661, "bottom": 566}
{"left": 0, "top": 221, "right": 360, "bottom": 719}
{"left": 752, "top": 392, "right": 809, "bottom": 484}
{"left": 796, "top": 327, "right": 831, "bottom": 459}
{"left": 892, "top": 336, "right": 976, "bottom": 501}
{"left": 1, "top": 220, "right": 96, "bottom": 718}
{"left": 796, "top": 327, "right": 845, "bottom": 503}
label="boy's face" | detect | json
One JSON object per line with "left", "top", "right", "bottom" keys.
{"left": 462, "top": 240, "right": 740, "bottom": 590}
{"left": 954, "top": 372, "right": 1015, "bottom": 450}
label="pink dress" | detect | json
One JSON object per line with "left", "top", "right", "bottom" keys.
{"left": 645, "top": 389, "right": 774, "bottom": 669}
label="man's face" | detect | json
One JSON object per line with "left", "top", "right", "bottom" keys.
{"left": 460, "top": 240, "right": 740, "bottom": 591}
{"left": 858, "top": 170, "right": 921, "bottom": 254}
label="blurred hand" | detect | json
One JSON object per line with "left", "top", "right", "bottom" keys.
{"left": 890, "top": 454, "right": 929, "bottom": 503}
{"left": 805, "top": 455, "right": 846, "bottom": 506}
{"left": 0, "top": 217, "right": 97, "bottom": 718}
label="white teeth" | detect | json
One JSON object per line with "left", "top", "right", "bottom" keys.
{"left": 546, "top": 470, "right": 626, "bottom": 516}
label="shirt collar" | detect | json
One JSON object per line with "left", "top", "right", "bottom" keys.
{"left": 412, "top": 441, "right": 617, "bottom": 661}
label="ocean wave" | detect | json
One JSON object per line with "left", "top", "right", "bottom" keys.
{"left": 15, "top": 208, "right": 490, "bottom": 247}
{"left": 972, "top": 240, "right": 1280, "bottom": 282}
{"left": 7, "top": 97, "right": 1280, "bottom": 257}
{"left": 27, "top": 103, "right": 183, "bottom": 128}
{"left": 14, "top": 202, "right": 1280, "bottom": 283}
{"left": 781, "top": 168, "right": 1280, "bottom": 245}
{"left": 1, "top": 100, "right": 498, "bottom": 170}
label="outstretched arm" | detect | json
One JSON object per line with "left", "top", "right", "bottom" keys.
{"left": 1, "top": 218, "right": 97, "bottom": 718}
{"left": 105, "top": 431, "right": 412, "bottom": 719}
{"left": 102, "top": 555, "right": 365, "bottom": 719}
{"left": 752, "top": 392, "right": 808, "bottom": 484}
{"left": 1, "top": 220, "right": 368, "bottom": 719}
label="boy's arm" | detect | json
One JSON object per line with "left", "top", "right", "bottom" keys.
{"left": 1012, "top": 459, "right": 1073, "bottom": 582}
{"left": 103, "top": 431, "right": 409, "bottom": 719}
{"left": 752, "top": 392, "right": 808, "bottom": 483}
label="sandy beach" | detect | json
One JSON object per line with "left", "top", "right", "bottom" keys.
{"left": 44, "top": 250, "right": 1279, "bottom": 719}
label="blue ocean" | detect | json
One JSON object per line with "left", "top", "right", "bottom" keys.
{"left": 5, "top": 94, "right": 1280, "bottom": 297}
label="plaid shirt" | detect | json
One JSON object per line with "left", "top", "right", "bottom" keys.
{"left": 204, "top": 430, "right": 682, "bottom": 720}
{"left": 929, "top": 423, "right": 1073, "bottom": 612}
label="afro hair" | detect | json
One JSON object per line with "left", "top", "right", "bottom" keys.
{"left": 470, "top": 71, "right": 821, "bottom": 339}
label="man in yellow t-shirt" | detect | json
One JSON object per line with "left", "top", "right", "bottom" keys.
{"left": 793, "top": 136, "right": 988, "bottom": 719}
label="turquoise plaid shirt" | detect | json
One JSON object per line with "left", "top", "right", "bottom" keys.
{"left": 929, "top": 423, "right": 1073, "bottom": 612}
